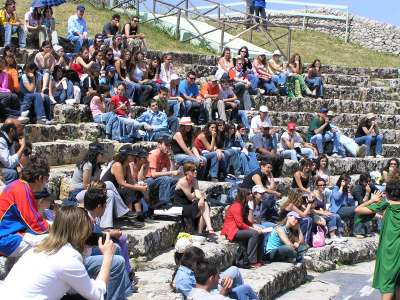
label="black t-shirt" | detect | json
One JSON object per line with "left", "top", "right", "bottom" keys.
{"left": 355, "top": 119, "right": 369, "bottom": 138}
{"left": 240, "top": 169, "right": 269, "bottom": 190}
{"left": 102, "top": 22, "right": 119, "bottom": 36}
{"left": 124, "top": 23, "right": 138, "bottom": 36}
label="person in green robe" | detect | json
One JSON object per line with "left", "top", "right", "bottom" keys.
{"left": 355, "top": 176, "right": 400, "bottom": 300}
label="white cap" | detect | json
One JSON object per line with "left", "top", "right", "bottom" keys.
{"left": 272, "top": 50, "right": 281, "bottom": 56}
{"left": 252, "top": 185, "right": 267, "bottom": 194}
{"left": 174, "top": 237, "right": 193, "bottom": 254}
{"left": 259, "top": 105, "right": 269, "bottom": 112}
{"left": 53, "top": 45, "right": 63, "bottom": 52}
{"left": 171, "top": 74, "right": 180, "bottom": 81}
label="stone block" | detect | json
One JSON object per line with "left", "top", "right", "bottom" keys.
{"left": 322, "top": 74, "right": 369, "bottom": 87}
{"left": 48, "top": 165, "right": 75, "bottom": 200}
{"left": 53, "top": 104, "right": 92, "bottom": 123}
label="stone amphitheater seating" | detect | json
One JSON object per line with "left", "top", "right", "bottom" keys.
{"left": 1, "top": 52, "right": 399, "bottom": 299}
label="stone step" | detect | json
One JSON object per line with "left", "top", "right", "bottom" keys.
{"left": 324, "top": 85, "right": 399, "bottom": 101}
{"left": 258, "top": 96, "right": 400, "bottom": 115}
{"left": 131, "top": 264, "right": 307, "bottom": 300}
{"left": 322, "top": 74, "right": 369, "bottom": 87}
{"left": 25, "top": 123, "right": 105, "bottom": 143}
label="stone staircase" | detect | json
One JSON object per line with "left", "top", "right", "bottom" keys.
{"left": 1, "top": 53, "right": 399, "bottom": 298}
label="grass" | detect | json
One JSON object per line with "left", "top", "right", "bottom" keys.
{"left": 16, "top": 0, "right": 400, "bottom": 67}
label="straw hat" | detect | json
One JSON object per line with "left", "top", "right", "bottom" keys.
{"left": 179, "top": 117, "right": 194, "bottom": 126}
{"left": 366, "top": 113, "right": 376, "bottom": 120}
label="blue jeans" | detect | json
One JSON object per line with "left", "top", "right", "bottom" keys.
{"left": 145, "top": 176, "right": 178, "bottom": 205}
{"left": 94, "top": 113, "right": 140, "bottom": 142}
{"left": 67, "top": 35, "right": 92, "bottom": 53}
{"left": 267, "top": 244, "right": 306, "bottom": 263}
{"left": 21, "top": 93, "right": 52, "bottom": 120}
{"left": 184, "top": 100, "right": 207, "bottom": 122}
{"left": 84, "top": 254, "right": 133, "bottom": 300}
{"left": 300, "top": 216, "right": 313, "bottom": 245}
{"left": 281, "top": 148, "right": 314, "bottom": 161}
{"left": 237, "top": 110, "right": 250, "bottom": 128}
{"left": 354, "top": 134, "right": 383, "bottom": 156}
{"left": 337, "top": 132, "right": 359, "bottom": 157}
{"left": 310, "top": 131, "right": 340, "bottom": 154}
{"left": 2, "top": 168, "right": 18, "bottom": 185}
{"left": 3, "top": 24, "right": 26, "bottom": 48}
{"left": 168, "top": 116, "right": 179, "bottom": 134}
{"left": 261, "top": 78, "right": 278, "bottom": 95}
{"left": 217, "top": 266, "right": 258, "bottom": 300}
{"left": 168, "top": 99, "right": 181, "bottom": 118}
{"left": 201, "top": 151, "right": 219, "bottom": 179}
{"left": 53, "top": 80, "right": 74, "bottom": 103}
{"left": 272, "top": 73, "right": 288, "bottom": 95}
{"left": 233, "top": 81, "right": 253, "bottom": 110}
{"left": 174, "top": 154, "right": 201, "bottom": 166}
{"left": 305, "top": 76, "right": 324, "bottom": 98}
{"left": 221, "top": 148, "right": 241, "bottom": 176}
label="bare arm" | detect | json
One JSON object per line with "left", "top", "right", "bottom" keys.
{"left": 173, "top": 132, "right": 193, "bottom": 155}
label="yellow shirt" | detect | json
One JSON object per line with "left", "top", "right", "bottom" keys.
{"left": 0, "top": 9, "right": 18, "bottom": 26}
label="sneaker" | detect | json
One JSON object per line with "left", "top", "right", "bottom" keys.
{"left": 127, "top": 219, "right": 145, "bottom": 229}
{"left": 325, "top": 238, "right": 333, "bottom": 245}
{"left": 356, "top": 144, "right": 367, "bottom": 158}
{"left": 121, "top": 211, "right": 137, "bottom": 220}
{"left": 331, "top": 236, "right": 347, "bottom": 243}
{"left": 355, "top": 234, "right": 365, "bottom": 239}
{"left": 18, "top": 116, "right": 29, "bottom": 124}
{"left": 20, "top": 110, "right": 30, "bottom": 117}
{"left": 37, "top": 118, "right": 48, "bottom": 125}
{"left": 376, "top": 155, "right": 384, "bottom": 158}
{"left": 331, "top": 153, "right": 341, "bottom": 158}
{"left": 258, "top": 88, "right": 265, "bottom": 95}
{"left": 49, "top": 96, "right": 57, "bottom": 104}
{"left": 365, "top": 155, "right": 374, "bottom": 159}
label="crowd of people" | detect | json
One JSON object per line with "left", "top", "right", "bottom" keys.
{"left": 0, "top": 1, "right": 397, "bottom": 300}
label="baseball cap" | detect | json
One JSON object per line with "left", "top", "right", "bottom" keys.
{"left": 287, "top": 211, "right": 301, "bottom": 220}
{"left": 287, "top": 122, "right": 296, "bottom": 130}
{"left": 53, "top": 45, "right": 63, "bottom": 52}
{"left": 105, "top": 65, "right": 116, "bottom": 72}
{"left": 272, "top": 50, "right": 281, "bottom": 56}
{"left": 259, "top": 105, "right": 269, "bottom": 113}
{"left": 95, "top": 33, "right": 104, "bottom": 41}
{"left": 171, "top": 74, "right": 180, "bottom": 81}
{"left": 319, "top": 107, "right": 329, "bottom": 113}
{"left": 252, "top": 185, "right": 267, "bottom": 194}
{"left": 77, "top": 4, "right": 85, "bottom": 11}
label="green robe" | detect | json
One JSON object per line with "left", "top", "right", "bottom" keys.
{"left": 360, "top": 200, "right": 400, "bottom": 293}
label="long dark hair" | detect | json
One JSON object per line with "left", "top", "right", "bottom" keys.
{"left": 336, "top": 173, "right": 351, "bottom": 191}
{"left": 383, "top": 158, "right": 400, "bottom": 172}
{"left": 171, "top": 246, "right": 206, "bottom": 291}
{"left": 177, "top": 125, "right": 193, "bottom": 147}
{"left": 316, "top": 155, "right": 329, "bottom": 171}
{"left": 289, "top": 53, "right": 302, "bottom": 72}
{"left": 76, "top": 145, "right": 103, "bottom": 176}
{"left": 200, "top": 121, "right": 216, "bottom": 143}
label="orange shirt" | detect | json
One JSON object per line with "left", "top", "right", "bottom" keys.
{"left": 146, "top": 148, "right": 171, "bottom": 177}
{"left": 5, "top": 68, "right": 19, "bottom": 93}
{"left": 199, "top": 81, "right": 219, "bottom": 98}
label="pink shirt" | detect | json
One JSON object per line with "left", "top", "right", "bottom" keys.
{"left": 0, "top": 71, "right": 10, "bottom": 93}
{"left": 90, "top": 96, "right": 104, "bottom": 117}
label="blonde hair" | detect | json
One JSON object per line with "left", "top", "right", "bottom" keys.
{"left": 35, "top": 206, "right": 92, "bottom": 255}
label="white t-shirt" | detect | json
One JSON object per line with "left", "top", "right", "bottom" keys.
{"left": 280, "top": 131, "right": 304, "bottom": 149}
{"left": 188, "top": 288, "right": 234, "bottom": 300}
{"left": 0, "top": 243, "right": 106, "bottom": 300}
{"left": 249, "top": 115, "right": 272, "bottom": 137}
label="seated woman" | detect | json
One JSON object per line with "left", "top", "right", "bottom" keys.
{"left": 287, "top": 53, "right": 312, "bottom": 98}
{"left": 4, "top": 53, "right": 19, "bottom": 94}
{"left": 354, "top": 113, "right": 384, "bottom": 158}
{"left": 19, "top": 63, "right": 53, "bottom": 124}
{"left": 1, "top": 206, "right": 129, "bottom": 300}
{"left": 172, "top": 117, "right": 204, "bottom": 167}
{"left": 69, "top": 144, "right": 140, "bottom": 229}
{"left": 33, "top": 41, "right": 56, "bottom": 97}
{"left": 280, "top": 159, "right": 314, "bottom": 245}
{"left": 265, "top": 211, "right": 306, "bottom": 263}
{"left": 192, "top": 122, "right": 220, "bottom": 182}
{"left": 252, "top": 54, "right": 278, "bottom": 95}
{"left": 330, "top": 173, "right": 364, "bottom": 237}
{"left": 381, "top": 158, "right": 399, "bottom": 184}
{"left": 41, "top": 7, "right": 58, "bottom": 46}
{"left": 24, "top": 7, "right": 44, "bottom": 48}
{"left": 110, "top": 34, "right": 123, "bottom": 61}
{"left": 172, "top": 240, "right": 258, "bottom": 299}
{"left": 173, "top": 162, "right": 215, "bottom": 235}
{"left": 267, "top": 50, "right": 287, "bottom": 95}
{"left": 50, "top": 65, "right": 80, "bottom": 104}
{"left": 124, "top": 15, "right": 147, "bottom": 53}
{"left": 129, "top": 51, "right": 154, "bottom": 106}
{"left": 160, "top": 52, "right": 176, "bottom": 88}
{"left": 305, "top": 59, "right": 324, "bottom": 98}
{"left": 312, "top": 177, "right": 346, "bottom": 242}
{"left": 70, "top": 46, "right": 94, "bottom": 80}
{"left": 101, "top": 145, "right": 147, "bottom": 222}
{"left": 216, "top": 47, "right": 234, "bottom": 79}
{"left": 221, "top": 188, "right": 264, "bottom": 268}
{"left": 0, "top": 56, "right": 22, "bottom": 120}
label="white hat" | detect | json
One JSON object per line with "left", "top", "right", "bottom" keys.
{"left": 272, "top": 50, "right": 281, "bottom": 56}
{"left": 171, "top": 74, "right": 180, "bottom": 81}
{"left": 252, "top": 185, "right": 267, "bottom": 194}
{"left": 259, "top": 105, "right": 269, "bottom": 113}
{"left": 174, "top": 237, "right": 193, "bottom": 254}
{"left": 53, "top": 45, "right": 63, "bottom": 52}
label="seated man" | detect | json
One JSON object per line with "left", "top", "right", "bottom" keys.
{"left": 0, "top": 118, "right": 27, "bottom": 184}
{"left": 0, "top": 155, "right": 49, "bottom": 257}
{"left": 123, "top": 15, "right": 147, "bottom": 53}
{"left": 200, "top": 75, "right": 224, "bottom": 121}
{"left": 178, "top": 71, "right": 207, "bottom": 124}
{"left": 103, "top": 14, "right": 121, "bottom": 41}
{"left": 67, "top": 5, "right": 91, "bottom": 53}
{"left": 153, "top": 86, "right": 179, "bottom": 134}
{"left": 251, "top": 123, "right": 283, "bottom": 177}
{"left": 0, "top": 0, "right": 26, "bottom": 48}
{"left": 136, "top": 99, "right": 169, "bottom": 141}
{"left": 145, "top": 136, "right": 179, "bottom": 208}
{"left": 279, "top": 122, "right": 316, "bottom": 161}
{"left": 249, "top": 105, "right": 272, "bottom": 138}
{"left": 306, "top": 107, "right": 340, "bottom": 156}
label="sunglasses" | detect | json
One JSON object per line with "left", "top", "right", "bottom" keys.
{"left": 317, "top": 184, "right": 326, "bottom": 187}
{"left": 188, "top": 77, "right": 196, "bottom": 80}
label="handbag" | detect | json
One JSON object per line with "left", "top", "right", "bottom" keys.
{"left": 234, "top": 241, "right": 250, "bottom": 269}
{"left": 312, "top": 226, "right": 326, "bottom": 248}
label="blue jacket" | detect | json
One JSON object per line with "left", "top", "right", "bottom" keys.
{"left": 175, "top": 265, "right": 196, "bottom": 297}
{"left": 330, "top": 186, "right": 355, "bottom": 213}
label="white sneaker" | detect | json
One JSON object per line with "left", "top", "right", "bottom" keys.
{"left": 49, "top": 96, "right": 57, "bottom": 104}
{"left": 20, "top": 110, "right": 30, "bottom": 117}
{"left": 18, "top": 116, "right": 29, "bottom": 123}
{"left": 331, "top": 153, "right": 341, "bottom": 158}
{"left": 376, "top": 155, "right": 384, "bottom": 158}
{"left": 365, "top": 155, "right": 374, "bottom": 159}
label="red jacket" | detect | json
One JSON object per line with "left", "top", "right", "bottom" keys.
{"left": 221, "top": 201, "right": 252, "bottom": 241}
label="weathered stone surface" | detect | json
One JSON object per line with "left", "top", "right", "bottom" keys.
{"left": 324, "top": 85, "right": 399, "bottom": 101}
{"left": 33, "top": 140, "right": 115, "bottom": 166}
{"left": 48, "top": 165, "right": 75, "bottom": 200}
{"left": 305, "top": 236, "right": 378, "bottom": 272}
{"left": 53, "top": 104, "right": 92, "bottom": 123}
{"left": 322, "top": 74, "right": 369, "bottom": 87}
{"left": 25, "top": 123, "right": 105, "bottom": 143}
{"left": 0, "top": 257, "right": 18, "bottom": 280}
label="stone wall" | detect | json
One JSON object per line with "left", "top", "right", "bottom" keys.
{"left": 265, "top": 8, "right": 400, "bottom": 55}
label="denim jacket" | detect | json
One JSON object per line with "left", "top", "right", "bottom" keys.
{"left": 136, "top": 110, "right": 168, "bottom": 132}
{"left": 175, "top": 265, "right": 195, "bottom": 297}
{"left": 330, "top": 186, "right": 355, "bottom": 213}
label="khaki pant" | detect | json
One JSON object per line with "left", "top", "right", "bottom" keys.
{"left": 204, "top": 98, "right": 227, "bottom": 121}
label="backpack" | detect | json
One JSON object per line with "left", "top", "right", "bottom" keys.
{"left": 234, "top": 241, "right": 250, "bottom": 269}
{"left": 312, "top": 226, "right": 326, "bottom": 248}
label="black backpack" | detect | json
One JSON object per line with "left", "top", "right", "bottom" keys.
{"left": 234, "top": 241, "right": 250, "bottom": 269}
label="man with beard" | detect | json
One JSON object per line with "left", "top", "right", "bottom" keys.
{"left": 0, "top": 118, "right": 26, "bottom": 184}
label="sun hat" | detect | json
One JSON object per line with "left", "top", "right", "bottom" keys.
{"left": 319, "top": 107, "right": 329, "bottom": 113}
{"left": 179, "top": 117, "right": 194, "bottom": 126}
{"left": 287, "top": 211, "right": 301, "bottom": 220}
{"left": 272, "top": 50, "right": 281, "bottom": 56}
{"left": 252, "top": 185, "right": 267, "bottom": 194}
{"left": 366, "top": 113, "right": 376, "bottom": 120}
{"left": 53, "top": 45, "right": 63, "bottom": 52}
{"left": 259, "top": 105, "right": 269, "bottom": 113}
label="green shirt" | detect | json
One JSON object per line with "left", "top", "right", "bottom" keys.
{"left": 306, "top": 116, "right": 331, "bottom": 142}
{"left": 154, "top": 95, "right": 170, "bottom": 116}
